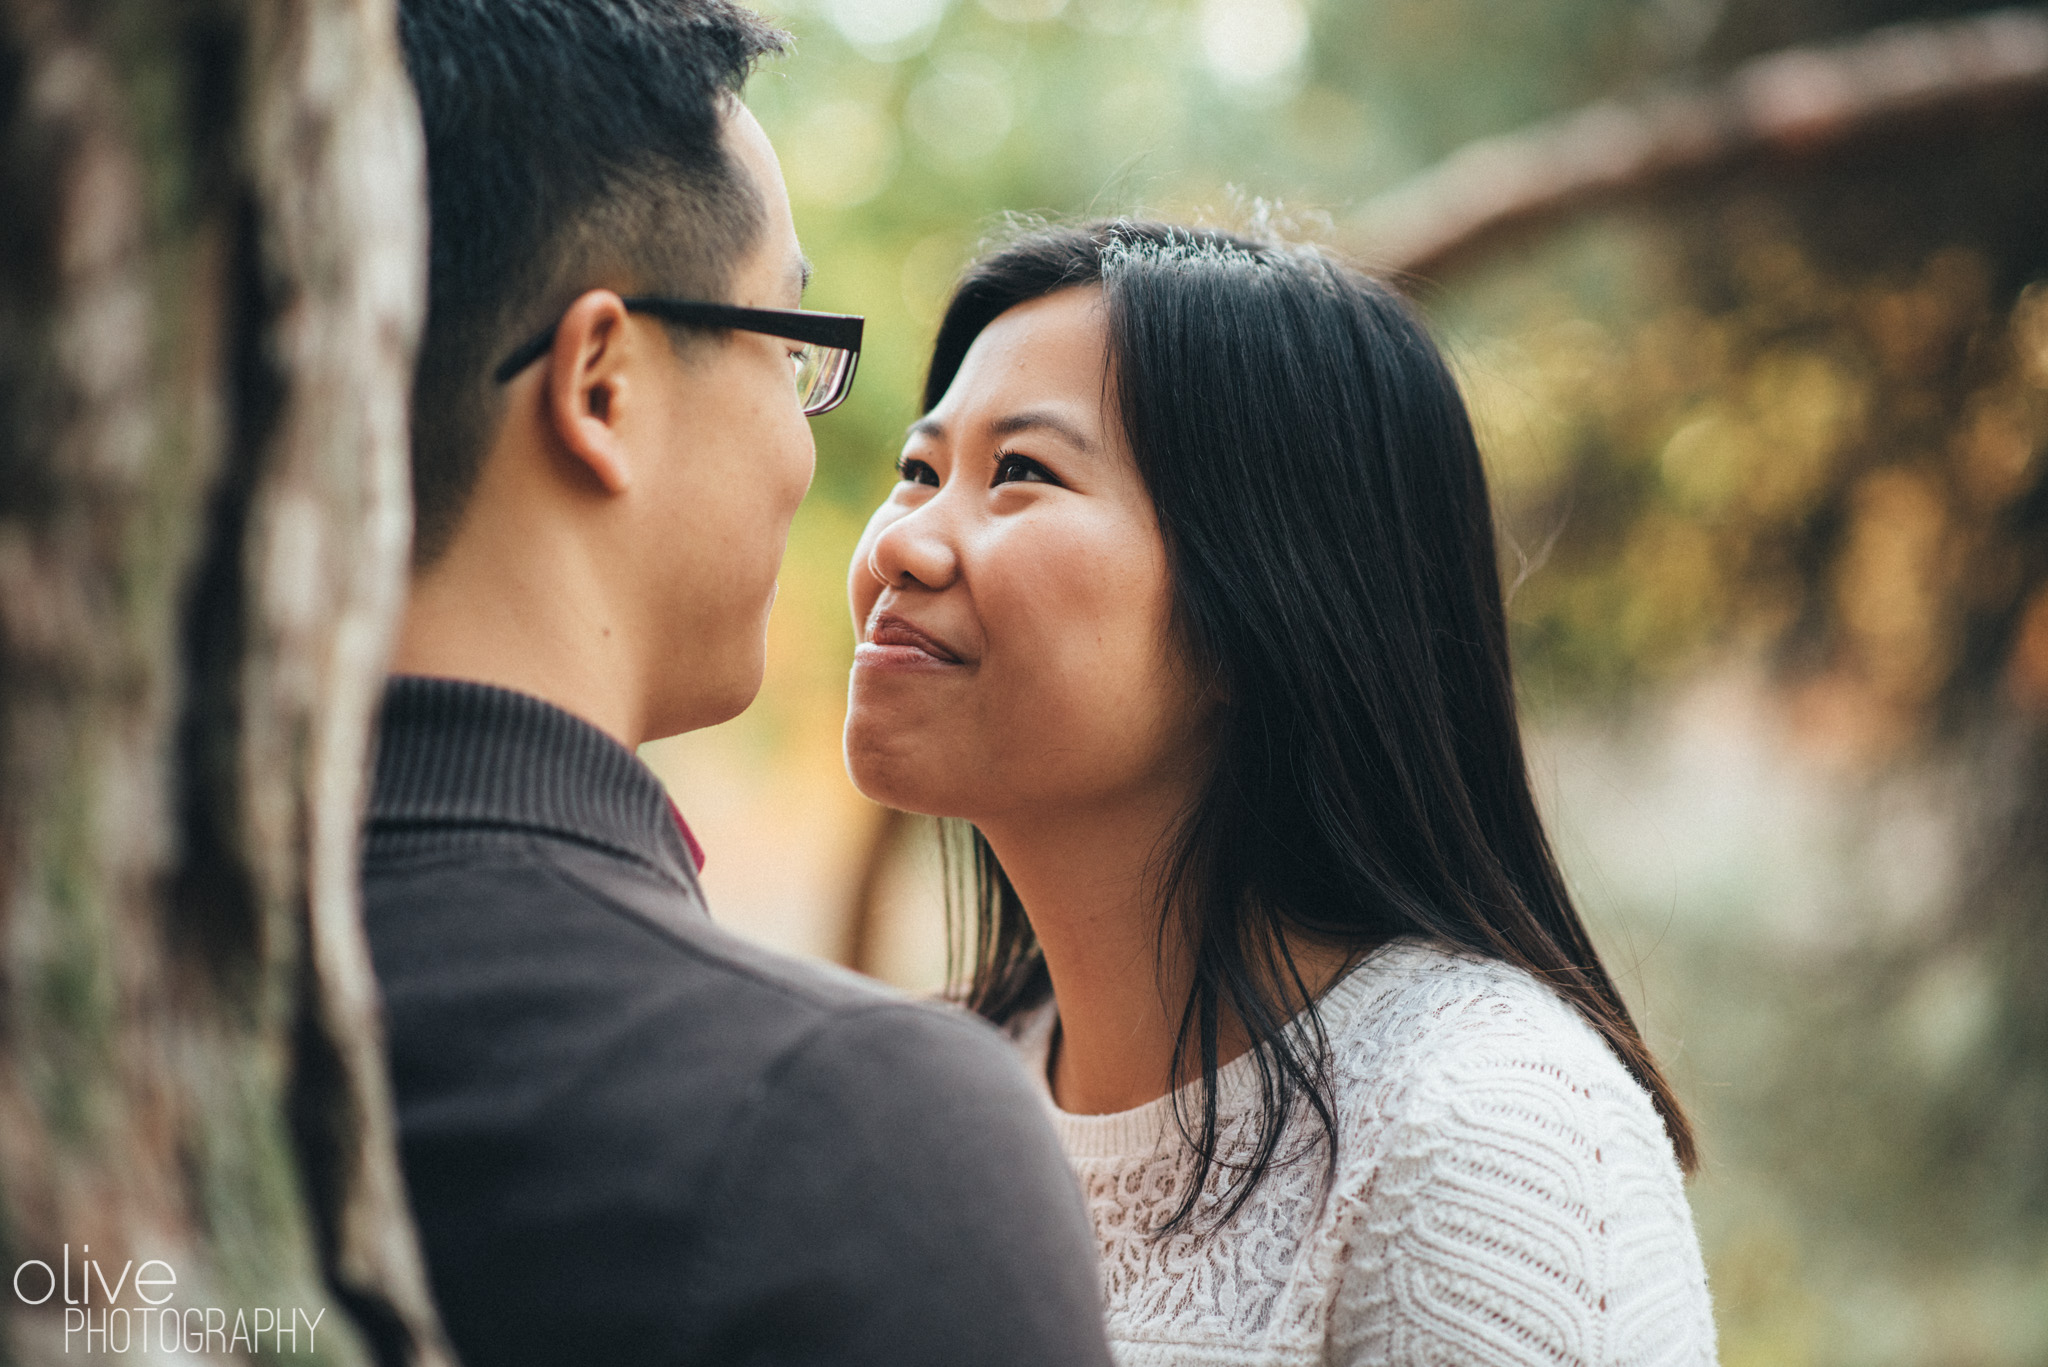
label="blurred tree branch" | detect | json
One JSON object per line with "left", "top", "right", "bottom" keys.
{"left": 1350, "top": 6, "right": 2048, "bottom": 280}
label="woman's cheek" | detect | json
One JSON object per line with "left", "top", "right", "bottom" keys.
{"left": 1006, "top": 537, "right": 1137, "bottom": 707}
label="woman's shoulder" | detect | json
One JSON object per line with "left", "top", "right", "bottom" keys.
{"left": 1315, "top": 938, "right": 1682, "bottom": 1179}
{"left": 1320, "top": 938, "right": 1639, "bottom": 1087}
{"left": 1314, "top": 940, "right": 1716, "bottom": 1363}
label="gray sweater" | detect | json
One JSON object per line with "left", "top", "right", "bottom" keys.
{"left": 363, "top": 676, "right": 1113, "bottom": 1366}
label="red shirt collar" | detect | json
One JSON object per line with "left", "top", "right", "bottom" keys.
{"left": 667, "top": 799, "right": 705, "bottom": 873}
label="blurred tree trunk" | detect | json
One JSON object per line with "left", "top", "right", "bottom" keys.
{"left": 0, "top": 1, "right": 449, "bottom": 1363}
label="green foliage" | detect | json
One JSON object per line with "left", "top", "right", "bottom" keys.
{"left": 1456, "top": 206, "right": 2048, "bottom": 731}
{"left": 731, "top": 4, "right": 2048, "bottom": 1362}
{"left": 750, "top": 0, "right": 1665, "bottom": 511}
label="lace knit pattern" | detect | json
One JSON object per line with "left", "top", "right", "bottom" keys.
{"left": 1014, "top": 940, "right": 1718, "bottom": 1367}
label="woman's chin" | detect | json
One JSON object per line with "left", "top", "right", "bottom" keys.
{"left": 842, "top": 723, "right": 956, "bottom": 817}
{"left": 846, "top": 775, "right": 962, "bottom": 821}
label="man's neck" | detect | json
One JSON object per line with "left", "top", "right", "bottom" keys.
{"left": 394, "top": 543, "right": 647, "bottom": 748}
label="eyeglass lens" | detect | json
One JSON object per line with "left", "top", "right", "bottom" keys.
{"left": 795, "top": 344, "right": 857, "bottom": 416}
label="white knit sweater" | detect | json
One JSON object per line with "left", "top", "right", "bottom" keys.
{"left": 1013, "top": 940, "right": 1718, "bottom": 1366}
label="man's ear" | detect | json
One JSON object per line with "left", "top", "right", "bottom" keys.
{"left": 544, "top": 289, "right": 637, "bottom": 494}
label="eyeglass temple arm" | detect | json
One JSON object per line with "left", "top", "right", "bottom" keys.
{"left": 620, "top": 298, "right": 864, "bottom": 351}
{"left": 492, "top": 301, "right": 864, "bottom": 386}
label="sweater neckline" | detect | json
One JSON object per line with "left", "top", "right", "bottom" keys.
{"left": 369, "top": 674, "right": 700, "bottom": 892}
{"left": 1021, "top": 939, "right": 1433, "bottom": 1160}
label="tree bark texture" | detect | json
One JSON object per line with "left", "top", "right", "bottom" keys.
{"left": 0, "top": 1, "right": 447, "bottom": 1363}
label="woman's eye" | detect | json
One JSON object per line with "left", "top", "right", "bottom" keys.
{"left": 896, "top": 456, "right": 939, "bottom": 487}
{"left": 992, "top": 452, "right": 1056, "bottom": 486}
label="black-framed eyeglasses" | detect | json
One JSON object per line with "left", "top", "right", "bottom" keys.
{"left": 492, "top": 296, "right": 865, "bottom": 416}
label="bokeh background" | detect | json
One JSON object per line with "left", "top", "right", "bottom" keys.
{"left": 637, "top": 1, "right": 2048, "bottom": 1361}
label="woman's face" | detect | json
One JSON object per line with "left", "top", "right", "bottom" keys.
{"left": 844, "top": 287, "right": 1210, "bottom": 826}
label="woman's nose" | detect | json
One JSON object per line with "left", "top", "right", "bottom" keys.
{"left": 867, "top": 498, "right": 961, "bottom": 592}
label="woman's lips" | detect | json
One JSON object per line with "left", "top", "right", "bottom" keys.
{"left": 857, "top": 612, "right": 964, "bottom": 669}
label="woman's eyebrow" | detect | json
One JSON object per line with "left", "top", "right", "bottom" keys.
{"left": 989, "top": 410, "right": 1098, "bottom": 453}
{"left": 903, "top": 410, "right": 1099, "bottom": 452}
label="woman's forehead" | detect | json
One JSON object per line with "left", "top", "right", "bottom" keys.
{"left": 920, "top": 289, "right": 1113, "bottom": 439}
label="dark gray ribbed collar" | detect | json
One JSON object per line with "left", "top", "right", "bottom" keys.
{"left": 368, "top": 675, "right": 698, "bottom": 890}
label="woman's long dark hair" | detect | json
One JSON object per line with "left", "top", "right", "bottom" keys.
{"left": 925, "top": 221, "right": 1697, "bottom": 1232}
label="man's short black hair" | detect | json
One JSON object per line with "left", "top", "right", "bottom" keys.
{"left": 399, "top": 0, "right": 787, "bottom": 564}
